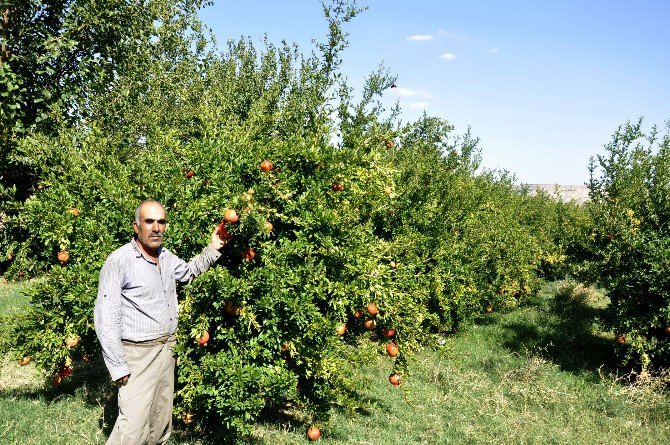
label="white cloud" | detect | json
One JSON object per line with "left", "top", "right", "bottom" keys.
{"left": 409, "top": 101, "right": 430, "bottom": 109}
{"left": 489, "top": 48, "right": 500, "bottom": 53}
{"left": 407, "top": 34, "right": 434, "bottom": 41}
{"left": 393, "top": 87, "right": 433, "bottom": 98}
{"left": 440, "top": 52, "right": 456, "bottom": 60}
{"left": 436, "top": 30, "right": 453, "bottom": 37}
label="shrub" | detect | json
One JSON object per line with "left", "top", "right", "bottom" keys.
{"left": 585, "top": 118, "right": 670, "bottom": 369}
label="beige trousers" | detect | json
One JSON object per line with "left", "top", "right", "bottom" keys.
{"left": 106, "top": 337, "right": 177, "bottom": 445}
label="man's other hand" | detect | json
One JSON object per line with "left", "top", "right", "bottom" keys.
{"left": 116, "top": 374, "right": 130, "bottom": 387}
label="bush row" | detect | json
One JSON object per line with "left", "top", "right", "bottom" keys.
{"left": 0, "top": 3, "right": 574, "bottom": 440}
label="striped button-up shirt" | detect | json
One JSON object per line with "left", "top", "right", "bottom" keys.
{"left": 94, "top": 238, "right": 221, "bottom": 380}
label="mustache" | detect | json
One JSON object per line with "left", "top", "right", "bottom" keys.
{"left": 149, "top": 232, "right": 163, "bottom": 238}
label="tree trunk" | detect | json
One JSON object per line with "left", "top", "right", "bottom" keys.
{"left": 0, "top": 8, "right": 9, "bottom": 67}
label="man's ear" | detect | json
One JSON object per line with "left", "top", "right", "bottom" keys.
{"left": 132, "top": 222, "right": 139, "bottom": 235}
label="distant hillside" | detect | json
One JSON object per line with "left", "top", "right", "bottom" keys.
{"left": 521, "top": 184, "right": 590, "bottom": 204}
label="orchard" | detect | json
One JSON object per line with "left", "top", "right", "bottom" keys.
{"left": 0, "top": 0, "right": 667, "bottom": 443}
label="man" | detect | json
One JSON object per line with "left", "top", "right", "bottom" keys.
{"left": 94, "top": 200, "right": 229, "bottom": 444}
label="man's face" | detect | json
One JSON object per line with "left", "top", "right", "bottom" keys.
{"left": 133, "top": 202, "right": 167, "bottom": 256}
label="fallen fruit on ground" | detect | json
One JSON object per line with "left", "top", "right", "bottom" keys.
{"left": 389, "top": 372, "right": 401, "bottom": 386}
{"left": 18, "top": 356, "right": 31, "bottom": 366}
{"left": 260, "top": 160, "right": 274, "bottom": 172}
{"left": 70, "top": 207, "right": 80, "bottom": 216}
{"left": 307, "top": 426, "right": 321, "bottom": 441}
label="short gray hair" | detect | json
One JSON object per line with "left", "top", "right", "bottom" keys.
{"left": 134, "top": 200, "right": 164, "bottom": 225}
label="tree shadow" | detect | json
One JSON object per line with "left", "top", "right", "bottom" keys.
{"left": 492, "top": 284, "right": 631, "bottom": 379}
{"left": 0, "top": 354, "right": 118, "bottom": 437}
{"left": 2, "top": 350, "right": 385, "bottom": 445}
{"left": 171, "top": 384, "right": 382, "bottom": 444}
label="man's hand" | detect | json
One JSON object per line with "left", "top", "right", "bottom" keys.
{"left": 116, "top": 374, "right": 130, "bottom": 387}
{"left": 211, "top": 226, "right": 231, "bottom": 250}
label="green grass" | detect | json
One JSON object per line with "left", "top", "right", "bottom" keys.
{"left": 0, "top": 279, "right": 32, "bottom": 356}
{"left": 0, "top": 278, "right": 31, "bottom": 315}
{"left": 2, "top": 280, "right": 670, "bottom": 444}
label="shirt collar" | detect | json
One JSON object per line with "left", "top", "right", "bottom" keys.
{"left": 131, "top": 237, "right": 163, "bottom": 264}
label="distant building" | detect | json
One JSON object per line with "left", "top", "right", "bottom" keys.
{"left": 521, "top": 184, "right": 590, "bottom": 204}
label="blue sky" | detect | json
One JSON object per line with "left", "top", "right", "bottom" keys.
{"left": 200, "top": 1, "right": 670, "bottom": 185}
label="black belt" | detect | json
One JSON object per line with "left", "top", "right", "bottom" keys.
{"left": 121, "top": 334, "right": 175, "bottom": 345}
